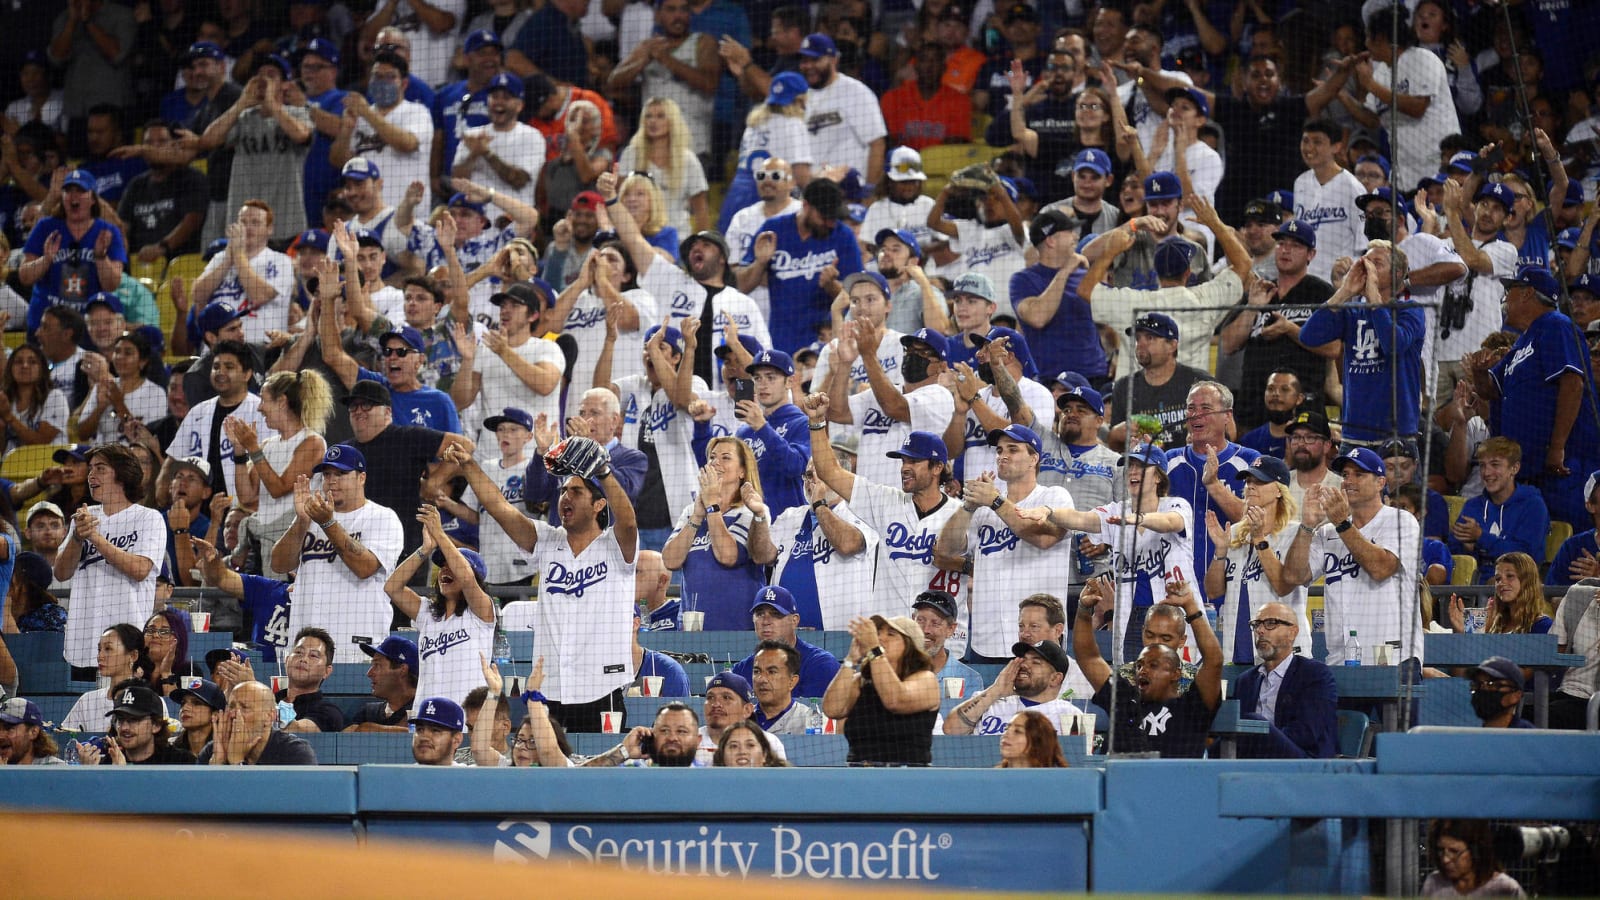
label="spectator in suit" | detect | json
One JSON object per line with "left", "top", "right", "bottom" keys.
{"left": 1234, "top": 602, "right": 1338, "bottom": 758}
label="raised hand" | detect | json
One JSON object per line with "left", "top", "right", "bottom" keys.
{"left": 416, "top": 504, "right": 443, "bottom": 550}
{"left": 480, "top": 652, "right": 503, "bottom": 697}
{"left": 740, "top": 482, "right": 768, "bottom": 519}
{"left": 292, "top": 474, "right": 314, "bottom": 521}
{"left": 1201, "top": 446, "right": 1220, "bottom": 485}
{"left": 801, "top": 391, "right": 829, "bottom": 423}
{"left": 753, "top": 231, "right": 776, "bottom": 261}
{"left": 564, "top": 414, "right": 593, "bottom": 439}
{"left": 1244, "top": 505, "right": 1268, "bottom": 540}
{"left": 695, "top": 464, "right": 720, "bottom": 512}
{"left": 961, "top": 471, "right": 1000, "bottom": 510}
{"left": 734, "top": 398, "right": 767, "bottom": 431}
{"left": 1320, "top": 483, "right": 1351, "bottom": 526}
{"left": 305, "top": 489, "right": 335, "bottom": 526}
{"left": 1204, "top": 509, "right": 1229, "bottom": 548}
{"left": 1078, "top": 574, "right": 1112, "bottom": 612}
{"left": 532, "top": 413, "right": 560, "bottom": 451}
{"left": 210, "top": 492, "right": 233, "bottom": 525}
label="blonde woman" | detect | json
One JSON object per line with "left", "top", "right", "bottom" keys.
{"left": 718, "top": 71, "right": 813, "bottom": 230}
{"left": 1447, "top": 552, "right": 1553, "bottom": 636}
{"left": 661, "top": 436, "right": 775, "bottom": 631}
{"left": 618, "top": 172, "right": 680, "bottom": 261}
{"left": 1202, "top": 457, "right": 1311, "bottom": 665}
{"left": 618, "top": 97, "right": 709, "bottom": 237}
{"left": 225, "top": 369, "right": 332, "bottom": 578}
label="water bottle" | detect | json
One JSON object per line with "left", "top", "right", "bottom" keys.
{"left": 493, "top": 630, "right": 514, "bottom": 696}
{"left": 805, "top": 705, "right": 826, "bottom": 735}
{"left": 1345, "top": 630, "right": 1362, "bottom": 666}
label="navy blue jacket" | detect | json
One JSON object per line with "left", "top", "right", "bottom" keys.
{"left": 524, "top": 439, "right": 649, "bottom": 526}
{"left": 1235, "top": 655, "right": 1339, "bottom": 759}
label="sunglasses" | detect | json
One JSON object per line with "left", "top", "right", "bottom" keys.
{"left": 890, "top": 160, "right": 921, "bottom": 175}
{"left": 381, "top": 346, "right": 416, "bottom": 357}
{"left": 754, "top": 170, "right": 788, "bottom": 182}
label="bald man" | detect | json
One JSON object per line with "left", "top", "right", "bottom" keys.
{"left": 199, "top": 682, "right": 318, "bottom": 765}
{"left": 1233, "top": 601, "right": 1338, "bottom": 758}
{"left": 635, "top": 549, "right": 679, "bottom": 630}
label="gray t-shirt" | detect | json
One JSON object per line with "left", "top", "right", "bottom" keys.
{"left": 226, "top": 106, "right": 312, "bottom": 240}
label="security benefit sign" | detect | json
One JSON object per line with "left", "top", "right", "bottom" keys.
{"left": 365, "top": 818, "right": 1088, "bottom": 890}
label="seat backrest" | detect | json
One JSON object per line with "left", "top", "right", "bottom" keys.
{"left": 1547, "top": 521, "right": 1574, "bottom": 567}
{"left": 1336, "top": 709, "right": 1372, "bottom": 758}
{"left": 1451, "top": 555, "right": 1478, "bottom": 586}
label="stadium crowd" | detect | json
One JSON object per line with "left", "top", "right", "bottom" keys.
{"left": 0, "top": 0, "right": 1598, "bottom": 799}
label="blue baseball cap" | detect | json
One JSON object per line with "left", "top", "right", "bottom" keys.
{"left": 199, "top": 300, "right": 246, "bottom": 335}
{"left": 341, "top": 157, "right": 381, "bottom": 181}
{"left": 52, "top": 445, "right": 91, "bottom": 464}
{"left": 202, "top": 237, "right": 229, "bottom": 261}
{"left": 1128, "top": 312, "right": 1180, "bottom": 341}
{"left": 1010, "top": 176, "right": 1038, "bottom": 201}
{"left": 751, "top": 585, "right": 797, "bottom": 616}
{"left": 1055, "top": 384, "right": 1104, "bottom": 416}
{"left": 295, "top": 229, "right": 332, "bottom": 254}
{"left": 185, "top": 41, "right": 226, "bottom": 63}
{"left": 483, "top": 72, "right": 523, "bottom": 100}
{"left": 706, "top": 671, "right": 754, "bottom": 702}
{"left": 0, "top": 698, "right": 43, "bottom": 727}
{"left": 62, "top": 169, "right": 96, "bottom": 193}
{"left": 359, "top": 635, "right": 419, "bottom": 673}
{"left": 1355, "top": 186, "right": 1408, "bottom": 217}
{"left": 987, "top": 424, "right": 1042, "bottom": 455}
{"left": 971, "top": 326, "right": 1039, "bottom": 379}
{"left": 886, "top": 430, "right": 949, "bottom": 463}
{"left": 845, "top": 202, "right": 868, "bottom": 224}
{"left": 1144, "top": 171, "right": 1182, "bottom": 201}
{"left": 1355, "top": 153, "right": 1391, "bottom": 178}
{"left": 1242, "top": 455, "right": 1291, "bottom": 486}
{"left": 1562, "top": 181, "right": 1585, "bottom": 208}
{"left": 258, "top": 53, "right": 293, "bottom": 80}
{"left": 1153, "top": 235, "right": 1197, "bottom": 279}
{"left": 85, "top": 292, "right": 124, "bottom": 315}
{"left": 874, "top": 227, "right": 922, "bottom": 258}
{"left": 842, "top": 271, "right": 890, "bottom": 298}
{"left": 1053, "top": 370, "right": 1091, "bottom": 391}
{"left": 900, "top": 327, "right": 949, "bottom": 361}
{"left": 767, "top": 70, "right": 807, "bottom": 106}
{"left": 413, "top": 697, "right": 466, "bottom": 732}
{"left": 749, "top": 348, "right": 794, "bottom": 376}
{"left": 1571, "top": 274, "right": 1600, "bottom": 298}
{"left": 1264, "top": 189, "right": 1294, "bottom": 213}
{"left": 464, "top": 28, "right": 503, "bottom": 54}
{"left": 381, "top": 325, "right": 427, "bottom": 353}
{"left": 1332, "top": 446, "right": 1386, "bottom": 477}
{"left": 1272, "top": 218, "right": 1317, "bottom": 249}
{"left": 448, "top": 192, "right": 488, "bottom": 218}
{"left": 1558, "top": 227, "right": 1583, "bottom": 250}
{"left": 299, "top": 37, "right": 340, "bottom": 66}
{"left": 1476, "top": 182, "right": 1516, "bottom": 211}
{"left": 483, "top": 407, "right": 534, "bottom": 431}
{"left": 1417, "top": 172, "right": 1449, "bottom": 190}
{"left": 431, "top": 546, "right": 489, "bottom": 583}
{"left": 170, "top": 679, "right": 227, "bottom": 712}
{"left": 1164, "top": 86, "right": 1209, "bottom": 118}
{"left": 799, "top": 33, "right": 838, "bottom": 57}
{"left": 713, "top": 331, "right": 762, "bottom": 359}
{"left": 1500, "top": 264, "right": 1561, "bottom": 304}
{"left": 314, "top": 443, "right": 367, "bottom": 474}
{"left": 997, "top": 176, "right": 1019, "bottom": 202}
{"left": 1073, "top": 148, "right": 1113, "bottom": 176}
{"left": 643, "top": 324, "right": 686, "bottom": 353}
{"left": 1447, "top": 151, "right": 1477, "bottom": 174}
{"left": 1121, "top": 443, "right": 1170, "bottom": 469}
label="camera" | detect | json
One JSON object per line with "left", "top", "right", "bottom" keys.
{"left": 731, "top": 378, "right": 755, "bottom": 405}
{"left": 1496, "top": 824, "right": 1571, "bottom": 863}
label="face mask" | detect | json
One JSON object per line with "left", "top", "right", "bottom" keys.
{"left": 1265, "top": 407, "right": 1297, "bottom": 425}
{"left": 1363, "top": 216, "right": 1391, "bottom": 241}
{"left": 367, "top": 79, "right": 400, "bottom": 108}
{"left": 902, "top": 352, "right": 932, "bottom": 383}
{"left": 976, "top": 362, "right": 995, "bottom": 384}
{"left": 277, "top": 700, "right": 298, "bottom": 727}
{"left": 1470, "top": 688, "right": 1509, "bottom": 721}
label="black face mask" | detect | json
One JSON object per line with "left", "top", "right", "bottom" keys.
{"left": 1265, "top": 407, "right": 1297, "bottom": 425}
{"left": 1364, "top": 216, "right": 1391, "bottom": 241}
{"left": 1470, "top": 688, "right": 1511, "bottom": 721}
{"left": 976, "top": 362, "right": 995, "bottom": 384}
{"left": 902, "top": 352, "right": 933, "bottom": 383}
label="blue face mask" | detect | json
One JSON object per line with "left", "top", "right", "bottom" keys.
{"left": 367, "top": 78, "right": 401, "bottom": 108}
{"left": 277, "top": 700, "right": 297, "bottom": 727}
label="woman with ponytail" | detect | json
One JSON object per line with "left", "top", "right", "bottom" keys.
{"left": 225, "top": 369, "right": 331, "bottom": 578}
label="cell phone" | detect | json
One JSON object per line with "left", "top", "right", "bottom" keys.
{"left": 638, "top": 734, "right": 655, "bottom": 756}
{"left": 731, "top": 378, "right": 755, "bottom": 405}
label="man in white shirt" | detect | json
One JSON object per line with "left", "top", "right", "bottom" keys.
{"left": 1151, "top": 88, "right": 1223, "bottom": 203}
{"left": 860, "top": 148, "right": 942, "bottom": 278}
{"left": 451, "top": 72, "right": 545, "bottom": 207}
{"left": 55, "top": 445, "right": 166, "bottom": 670}
{"left": 171, "top": 340, "right": 275, "bottom": 497}
{"left": 271, "top": 444, "right": 405, "bottom": 664}
{"left": 799, "top": 33, "right": 886, "bottom": 182}
{"left": 1353, "top": 6, "right": 1461, "bottom": 191}
{"left": 945, "top": 639, "right": 1091, "bottom": 735}
{"left": 1285, "top": 447, "right": 1424, "bottom": 667}
{"left": 338, "top": 158, "right": 407, "bottom": 260}
{"left": 361, "top": 0, "right": 466, "bottom": 91}
{"left": 1293, "top": 119, "right": 1366, "bottom": 283}
{"left": 1115, "top": 23, "right": 1193, "bottom": 153}
{"left": 946, "top": 327, "right": 1055, "bottom": 480}
{"left": 1436, "top": 179, "right": 1518, "bottom": 406}
{"left": 188, "top": 201, "right": 293, "bottom": 343}
{"left": 332, "top": 51, "right": 434, "bottom": 211}
{"left": 928, "top": 177, "right": 1028, "bottom": 316}
{"left": 813, "top": 272, "right": 906, "bottom": 393}
{"left": 451, "top": 281, "right": 565, "bottom": 455}
{"left": 823, "top": 323, "right": 955, "bottom": 488}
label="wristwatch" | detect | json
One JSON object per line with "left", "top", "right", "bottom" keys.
{"left": 1335, "top": 519, "right": 1354, "bottom": 534}
{"left": 989, "top": 496, "right": 1005, "bottom": 511}
{"left": 1255, "top": 540, "right": 1271, "bottom": 551}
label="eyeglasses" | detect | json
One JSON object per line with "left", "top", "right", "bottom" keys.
{"left": 143, "top": 627, "right": 175, "bottom": 637}
{"left": 1437, "top": 845, "right": 1470, "bottom": 861}
{"left": 381, "top": 346, "right": 415, "bottom": 357}
{"left": 511, "top": 737, "right": 537, "bottom": 749}
{"left": 1288, "top": 434, "right": 1326, "bottom": 444}
{"left": 754, "top": 170, "right": 788, "bottom": 182}
{"left": 1249, "top": 618, "right": 1294, "bottom": 631}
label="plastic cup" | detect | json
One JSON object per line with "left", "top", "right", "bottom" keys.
{"left": 601, "top": 710, "right": 622, "bottom": 734}
{"left": 1076, "top": 714, "right": 1096, "bottom": 753}
{"left": 642, "top": 676, "right": 664, "bottom": 697}
{"left": 183, "top": 676, "right": 203, "bottom": 690}
{"left": 943, "top": 677, "right": 965, "bottom": 698}
{"left": 192, "top": 612, "right": 211, "bottom": 633}
{"left": 270, "top": 675, "right": 286, "bottom": 693}
{"left": 682, "top": 611, "right": 705, "bottom": 632}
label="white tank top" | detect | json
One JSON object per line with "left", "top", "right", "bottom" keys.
{"left": 256, "top": 428, "right": 313, "bottom": 531}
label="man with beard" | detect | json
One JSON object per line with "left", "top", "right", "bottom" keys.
{"left": 945, "top": 639, "right": 1084, "bottom": 735}
{"left": 592, "top": 702, "right": 703, "bottom": 767}
{"left": 1111, "top": 23, "right": 1193, "bottom": 155}
{"left": 452, "top": 280, "right": 565, "bottom": 445}
{"left": 1037, "top": 382, "right": 1118, "bottom": 583}
{"left": 172, "top": 341, "right": 274, "bottom": 497}
{"left": 1081, "top": 172, "right": 1210, "bottom": 291}
{"left": 608, "top": 0, "right": 719, "bottom": 157}
{"left": 598, "top": 170, "right": 769, "bottom": 387}
{"left": 882, "top": 43, "right": 971, "bottom": 150}
{"left": 115, "top": 122, "right": 209, "bottom": 261}
{"left": 78, "top": 681, "right": 195, "bottom": 766}
{"left": 0, "top": 698, "right": 65, "bottom": 765}
{"left": 451, "top": 72, "right": 546, "bottom": 208}
{"left": 1074, "top": 577, "right": 1221, "bottom": 757}
{"left": 1015, "top": 209, "right": 1104, "bottom": 384}
{"left": 543, "top": 192, "right": 604, "bottom": 290}
{"left": 1219, "top": 217, "right": 1333, "bottom": 430}
{"left": 1204, "top": 56, "right": 1344, "bottom": 224}
{"left": 695, "top": 671, "right": 786, "bottom": 764}
{"left": 797, "top": 34, "right": 886, "bottom": 187}
{"left": 410, "top": 697, "right": 467, "bottom": 766}
{"left": 1233, "top": 601, "right": 1338, "bottom": 758}
{"left": 822, "top": 322, "right": 954, "bottom": 489}
{"left": 1106, "top": 314, "right": 1208, "bottom": 450}
{"left": 861, "top": 151, "right": 943, "bottom": 290}
{"left": 739, "top": 177, "right": 863, "bottom": 354}
{"left": 873, "top": 229, "right": 951, "bottom": 339}
{"left": 725, "top": 159, "right": 801, "bottom": 313}
{"left": 337, "top": 158, "right": 407, "bottom": 260}
{"left": 1238, "top": 372, "right": 1308, "bottom": 458}
{"left": 1283, "top": 411, "right": 1342, "bottom": 514}
{"left": 1436, "top": 180, "right": 1517, "bottom": 407}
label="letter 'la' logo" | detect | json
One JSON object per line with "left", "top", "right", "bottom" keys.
{"left": 424, "top": 701, "right": 436, "bottom": 715}
{"left": 495, "top": 820, "right": 551, "bottom": 862}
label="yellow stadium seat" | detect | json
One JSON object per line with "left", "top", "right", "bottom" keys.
{"left": 129, "top": 256, "right": 166, "bottom": 285}
{"left": 0, "top": 444, "right": 69, "bottom": 483}
{"left": 3, "top": 332, "right": 25, "bottom": 352}
{"left": 1451, "top": 555, "right": 1477, "bottom": 586}
{"left": 918, "top": 143, "right": 992, "bottom": 181}
{"left": 1445, "top": 494, "right": 1466, "bottom": 527}
{"left": 1547, "top": 521, "right": 1573, "bottom": 567}
{"left": 165, "top": 253, "right": 207, "bottom": 288}
{"left": 156, "top": 280, "right": 180, "bottom": 355}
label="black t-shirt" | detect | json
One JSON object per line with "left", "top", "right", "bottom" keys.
{"left": 1093, "top": 681, "right": 1214, "bottom": 758}
{"left": 197, "top": 730, "right": 318, "bottom": 765}
{"left": 353, "top": 423, "right": 445, "bottom": 555}
{"left": 1232, "top": 275, "right": 1335, "bottom": 430}
{"left": 276, "top": 688, "right": 347, "bottom": 733}
{"left": 350, "top": 698, "right": 410, "bottom": 728}
{"left": 1109, "top": 363, "right": 1210, "bottom": 447}
{"left": 127, "top": 741, "right": 198, "bottom": 765}
{"left": 1211, "top": 94, "right": 1309, "bottom": 223}
{"left": 116, "top": 167, "right": 210, "bottom": 255}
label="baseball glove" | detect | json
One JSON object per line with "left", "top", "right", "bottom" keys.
{"left": 949, "top": 163, "right": 998, "bottom": 192}
{"left": 544, "top": 436, "right": 611, "bottom": 480}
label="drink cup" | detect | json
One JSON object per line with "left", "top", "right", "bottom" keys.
{"left": 642, "top": 676, "right": 664, "bottom": 697}
{"left": 601, "top": 710, "right": 621, "bottom": 734}
{"left": 192, "top": 612, "right": 211, "bottom": 633}
{"left": 682, "top": 611, "right": 705, "bottom": 632}
{"left": 1076, "top": 714, "right": 1096, "bottom": 753}
{"left": 943, "top": 677, "right": 965, "bottom": 698}
{"left": 270, "top": 675, "right": 286, "bottom": 693}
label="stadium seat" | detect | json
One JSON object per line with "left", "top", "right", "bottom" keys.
{"left": 1336, "top": 709, "right": 1373, "bottom": 758}
{"left": 1547, "top": 521, "right": 1573, "bottom": 567}
{"left": 156, "top": 280, "right": 180, "bottom": 352}
{"left": 1444, "top": 494, "right": 1466, "bottom": 528}
{"left": 0, "top": 444, "right": 68, "bottom": 483}
{"left": 129, "top": 256, "right": 166, "bottom": 286}
{"left": 1451, "top": 555, "right": 1477, "bottom": 586}
{"left": 164, "top": 253, "right": 207, "bottom": 289}
{"left": 918, "top": 143, "right": 993, "bottom": 196}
